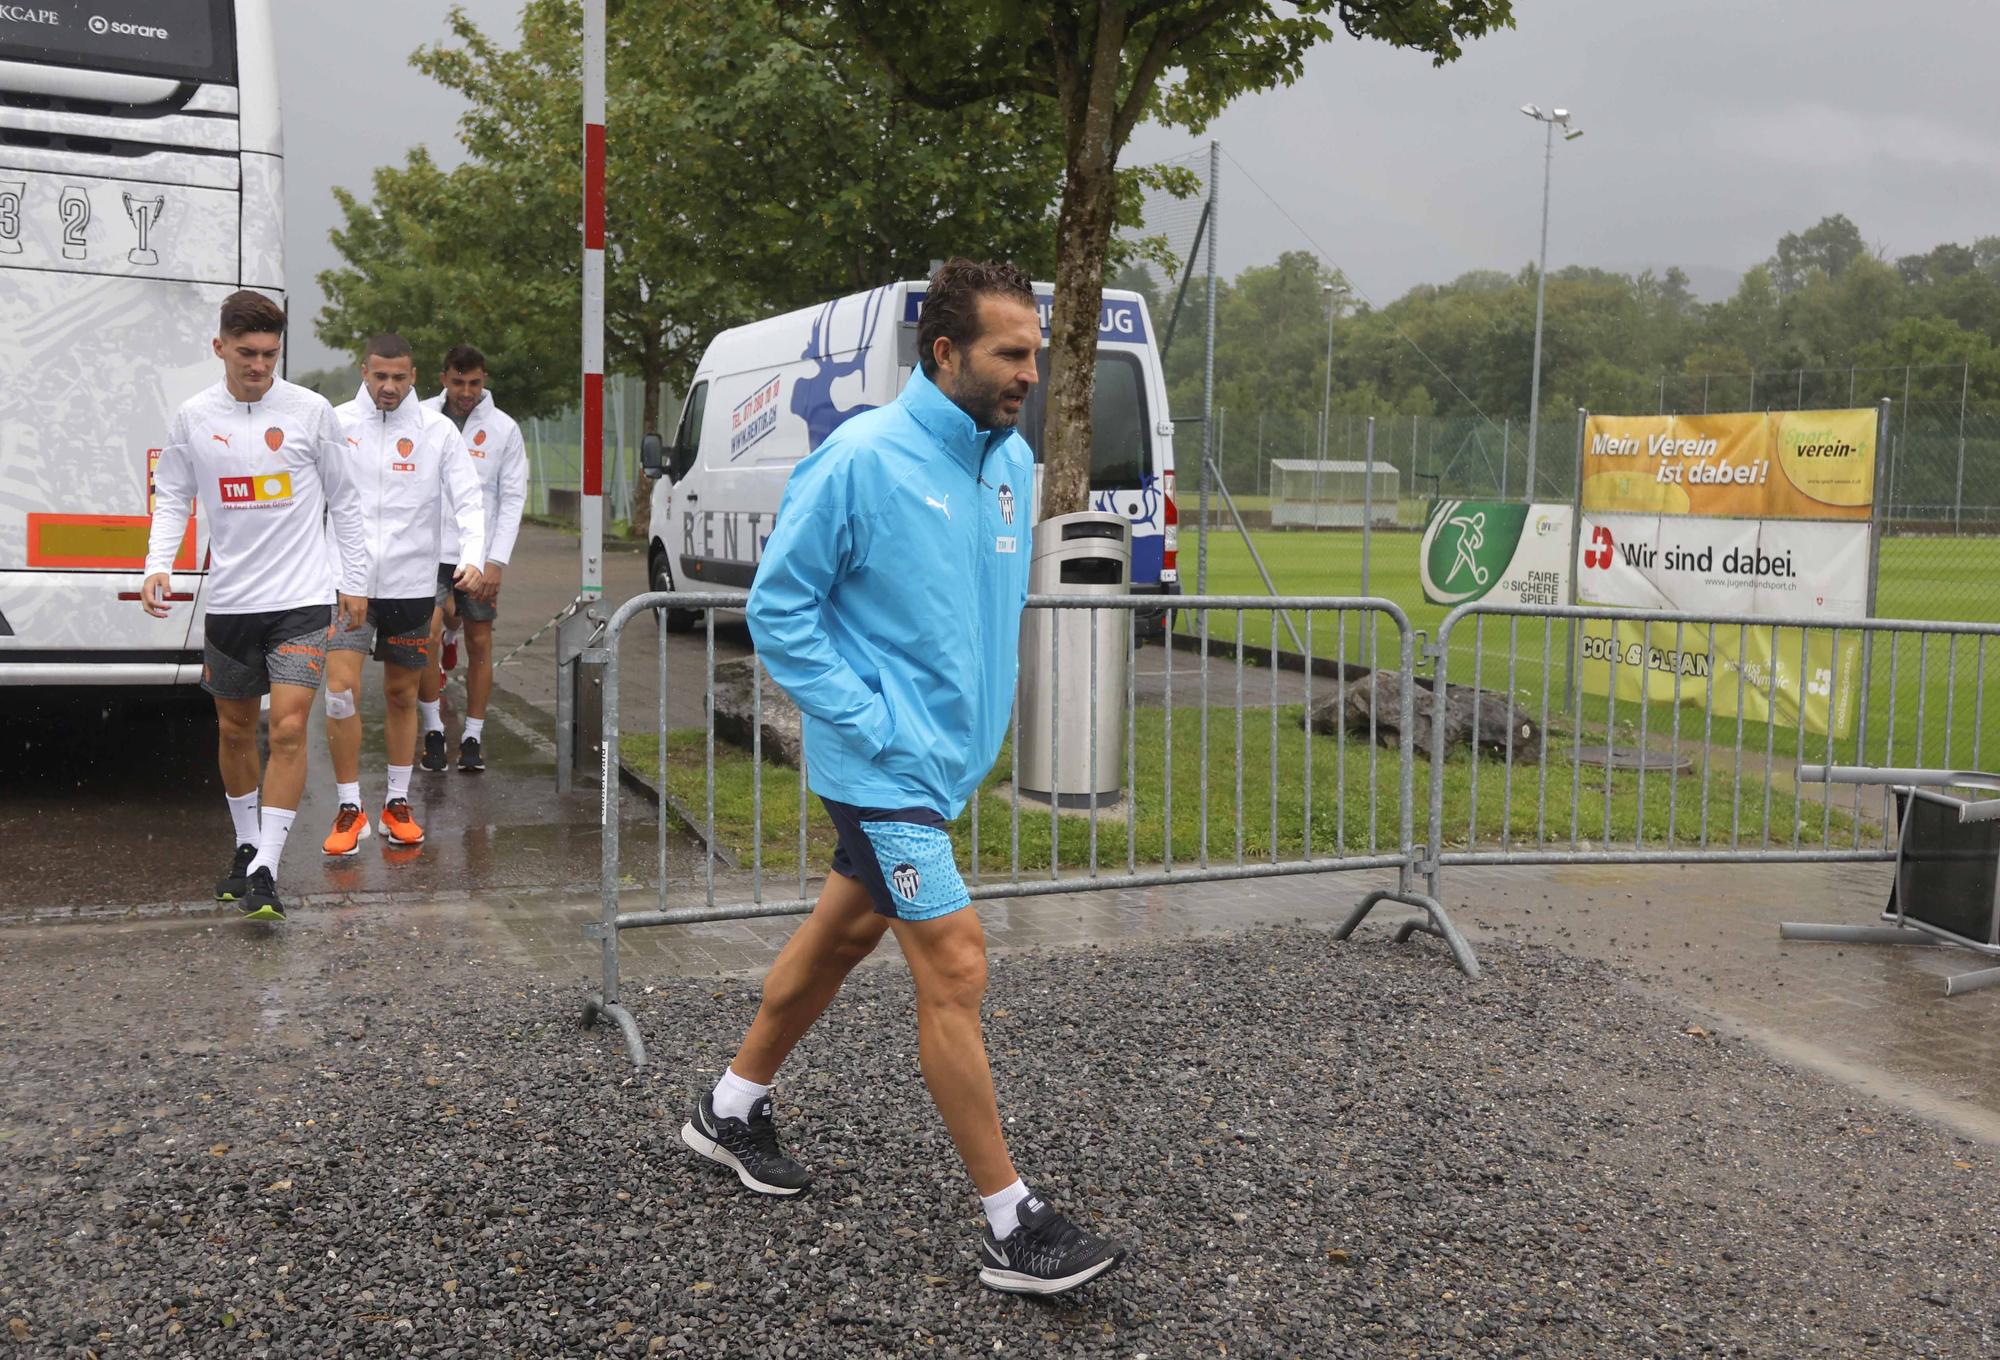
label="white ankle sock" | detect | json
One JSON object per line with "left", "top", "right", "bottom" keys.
{"left": 711, "top": 1067, "right": 771, "bottom": 1122}
{"left": 982, "top": 1179, "right": 1031, "bottom": 1239}
{"left": 247, "top": 807, "right": 296, "bottom": 878}
{"left": 462, "top": 716, "right": 485, "bottom": 742}
{"left": 419, "top": 700, "right": 443, "bottom": 735}
{"left": 226, "top": 791, "right": 261, "bottom": 847}
{"left": 386, "top": 764, "right": 412, "bottom": 803}
{"left": 335, "top": 781, "right": 362, "bottom": 809}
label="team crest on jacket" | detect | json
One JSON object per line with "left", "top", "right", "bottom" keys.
{"left": 998, "top": 483, "right": 1015, "bottom": 525}
{"left": 891, "top": 862, "right": 921, "bottom": 900}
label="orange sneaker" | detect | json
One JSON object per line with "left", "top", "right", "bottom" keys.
{"left": 377, "top": 797, "right": 425, "bottom": 846}
{"left": 322, "top": 802, "right": 373, "bottom": 857}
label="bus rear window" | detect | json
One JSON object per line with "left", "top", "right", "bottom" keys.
{"left": 0, "top": 1, "right": 234, "bottom": 86}
{"left": 1015, "top": 351, "right": 1151, "bottom": 491}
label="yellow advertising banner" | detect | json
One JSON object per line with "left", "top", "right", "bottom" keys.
{"left": 1578, "top": 618, "right": 1863, "bottom": 740}
{"left": 1581, "top": 409, "right": 1877, "bottom": 521}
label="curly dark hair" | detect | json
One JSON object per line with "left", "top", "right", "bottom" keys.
{"left": 917, "top": 258, "right": 1037, "bottom": 379}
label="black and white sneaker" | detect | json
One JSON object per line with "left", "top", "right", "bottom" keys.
{"left": 421, "top": 730, "right": 448, "bottom": 773}
{"left": 978, "top": 1193, "right": 1127, "bottom": 1296}
{"left": 457, "top": 736, "right": 484, "bottom": 772}
{"left": 214, "top": 842, "right": 257, "bottom": 902}
{"left": 680, "top": 1093, "right": 811, "bottom": 1196}
{"left": 239, "top": 867, "right": 285, "bottom": 923}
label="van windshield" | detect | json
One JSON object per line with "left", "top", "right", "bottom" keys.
{"left": 0, "top": 1, "right": 234, "bottom": 85}
{"left": 1013, "top": 351, "right": 1150, "bottom": 490}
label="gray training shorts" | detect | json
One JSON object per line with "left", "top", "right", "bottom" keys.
{"left": 327, "top": 596, "right": 435, "bottom": 670}
{"left": 435, "top": 561, "right": 497, "bottom": 623}
{"left": 201, "top": 604, "right": 333, "bottom": 699}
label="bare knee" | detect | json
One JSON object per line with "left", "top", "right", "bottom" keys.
{"left": 827, "top": 921, "right": 883, "bottom": 970}
{"left": 266, "top": 706, "right": 309, "bottom": 755}
{"left": 216, "top": 707, "right": 257, "bottom": 750}
{"left": 916, "top": 932, "right": 988, "bottom": 1013}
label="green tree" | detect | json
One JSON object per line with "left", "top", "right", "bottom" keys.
{"left": 817, "top": 0, "right": 1514, "bottom": 518}
{"left": 318, "top": 0, "right": 1069, "bottom": 533}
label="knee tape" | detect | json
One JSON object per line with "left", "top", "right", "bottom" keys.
{"left": 325, "top": 688, "right": 357, "bottom": 720}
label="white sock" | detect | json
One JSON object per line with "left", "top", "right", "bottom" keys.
{"left": 226, "top": 791, "right": 261, "bottom": 847}
{"left": 247, "top": 807, "right": 296, "bottom": 878}
{"left": 982, "top": 1179, "right": 1032, "bottom": 1240}
{"left": 419, "top": 700, "right": 443, "bottom": 735}
{"left": 462, "top": 716, "right": 485, "bottom": 742}
{"left": 335, "top": 780, "right": 362, "bottom": 810}
{"left": 386, "top": 764, "right": 412, "bottom": 804}
{"left": 711, "top": 1067, "right": 771, "bottom": 1122}
{"left": 445, "top": 625, "right": 461, "bottom": 646}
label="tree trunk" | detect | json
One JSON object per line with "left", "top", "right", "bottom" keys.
{"left": 1038, "top": 9, "right": 1126, "bottom": 520}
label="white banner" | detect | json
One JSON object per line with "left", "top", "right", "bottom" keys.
{"left": 1576, "top": 513, "right": 1870, "bottom": 620}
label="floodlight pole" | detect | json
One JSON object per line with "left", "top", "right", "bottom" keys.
{"left": 1523, "top": 103, "right": 1580, "bottom": 504}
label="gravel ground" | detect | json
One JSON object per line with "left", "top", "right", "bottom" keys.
{"left": 3, "top": 916, "right": 1996, "bottom": 1359}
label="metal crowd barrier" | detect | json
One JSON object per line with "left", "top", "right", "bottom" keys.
{"left": 581, "top": 591, "right": 1477, "bottom": 1068}
{"left": 1335, "top": 602, "right": 2000, "bottom": 958}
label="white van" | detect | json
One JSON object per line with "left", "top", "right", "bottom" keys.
{"left": 642, "top": 279, "right": 1179, "bottom": 631}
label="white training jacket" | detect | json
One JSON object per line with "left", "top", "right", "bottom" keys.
{"left": 145, "top": 378, "right": 368, "bottom": 615}
{"left": 423, "top": 390, "right": 527, "bottom": 566}
{"left": 330, "top": 384, "right": 484, "bottom": 601}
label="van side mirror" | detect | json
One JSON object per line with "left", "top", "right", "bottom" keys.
{"left": 640, "top": 432, "right": 666, "bottom": 477}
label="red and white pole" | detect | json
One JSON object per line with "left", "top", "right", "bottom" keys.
{"left": 579, "top": 0, "right": 605, "bottom": 603}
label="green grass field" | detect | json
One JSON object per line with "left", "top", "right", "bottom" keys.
{"left": 1177, "top": 529, "right": 2000, "bottom": 776}
{"left": 624, "top": 703, "right": 1857, "bottom": 880}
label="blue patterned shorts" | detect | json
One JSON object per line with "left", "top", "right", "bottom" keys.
{"left": 822, "top": 797, "right": 971, "bottom": 922}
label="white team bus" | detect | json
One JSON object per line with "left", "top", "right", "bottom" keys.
{"left": 0, "top": 0, "right": 282, "bottom": 685}
{"left": 642, "top": 279, "right": 1180, "bottom": 632}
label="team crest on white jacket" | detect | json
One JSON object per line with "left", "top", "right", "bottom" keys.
{"left": 998, "top": 483, "right": 1015, "bottom": 525}
{"left": 891, "top": 862, "right": 921, "bottom": 900}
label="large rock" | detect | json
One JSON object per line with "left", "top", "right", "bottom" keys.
{"left": 712, "top": 657, "right": 803, "bottom": 768}
{"left": 1307, "top": 668, "right": 1541, "bottom": 763}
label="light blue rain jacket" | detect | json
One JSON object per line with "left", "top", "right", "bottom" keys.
{"left": 746, "top": 368, "right": 1036, "bottom": 819}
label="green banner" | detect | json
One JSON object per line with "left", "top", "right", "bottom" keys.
{"left": 1420, "top": 499, "right": 1571, "bottom": 607}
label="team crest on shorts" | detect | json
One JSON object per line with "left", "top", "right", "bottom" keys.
{"left": 891, "top": 862, "right": 921, "bottom": 900}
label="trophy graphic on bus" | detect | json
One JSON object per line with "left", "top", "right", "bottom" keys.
{"left": 122, "top": 191, "right": 164, "bottom": 266}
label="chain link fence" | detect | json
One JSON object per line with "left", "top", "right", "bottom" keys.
{"left": 1191, "top": 366, "right": 2000, "bottom": 625}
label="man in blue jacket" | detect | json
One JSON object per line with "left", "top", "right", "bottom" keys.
{"left": 681, "top": 259, "right": 1127, "bottom": 1297}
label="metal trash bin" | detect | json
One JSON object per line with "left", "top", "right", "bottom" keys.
{"left": 1017, "top": 511, "right": 1130, "bottom": 808}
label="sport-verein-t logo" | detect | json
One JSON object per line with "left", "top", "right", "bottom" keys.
{"left": 998, "top": 483, "right": 1015, "bottom": 525}
{"left": 263, "top": 427, "right": 284, "bottom": 451}
{"left": 891, "top": 863, "right": 921, "bottom": 900}
{"left": 396, "top": 438, "right": 414, "bottom": 457}
{"left": 473, "top": 429, "right": 487, "bottom": 446}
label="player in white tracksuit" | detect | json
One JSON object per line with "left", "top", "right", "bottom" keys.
{"left": 318, "top": 334, "right": 484, "bottom": 857}
{"left": 415, "top": 345, "right": 527, "bottom": 774}
{"left": 140, "top": 290, "right": 370, "bottom": 922}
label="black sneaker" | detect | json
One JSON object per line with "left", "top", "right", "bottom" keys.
{"left": 239, "top": 867, "right": 285, "bottom": 922}
{"left": 214, "top": 842, "right": 257, "bottom": 902}
{"left": 421, "top": 729, "right": 448, "bottom": 772}
{"left": 680, "top": 1093, "right": 810, "bottom": 1196}
{"left": 978, "top": 1193, "right": 1127, "bottom": 1296}
{"left": 457, "top": 736, "right": 484, "bottom": 772}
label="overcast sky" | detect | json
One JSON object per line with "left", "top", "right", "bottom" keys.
{"left": 280, "top": 1, "right": 2000, "bottom": 372}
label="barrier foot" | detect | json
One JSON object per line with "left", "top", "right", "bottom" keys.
{"left": 1336, "top": 889, "right": 1481, "bottom": 980}
{"left": 582, "top": 994, "right": 648, "bottom": 1068}
{"left": 1779, "top": 923, "right": 1941, "bottom": 945}
{"left": 1945, "top": 965, "right": 2000, "bottom": 998}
